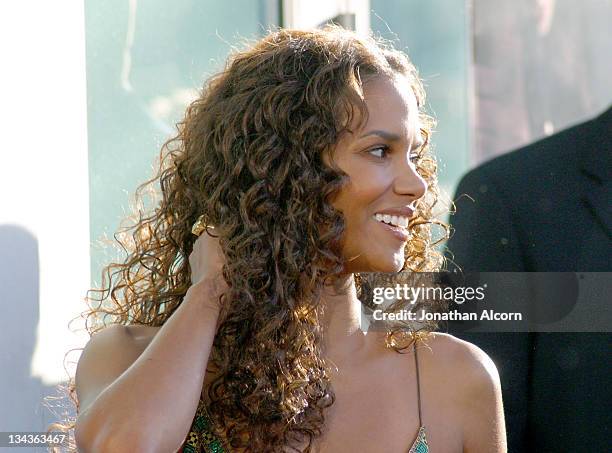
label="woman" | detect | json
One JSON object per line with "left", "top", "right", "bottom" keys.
{"left": 54, "top": 26, "right": 506, "bottom": 452}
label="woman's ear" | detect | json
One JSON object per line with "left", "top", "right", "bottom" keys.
{"left": 321, "top": 147, "right": 333, "bottom": 168}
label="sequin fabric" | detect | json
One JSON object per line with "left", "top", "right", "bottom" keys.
{"left": 179, "top": 396, "right": 225, "bottom": 453}
{"left": 408, "top": 425, "right": 429, "bottom": 453}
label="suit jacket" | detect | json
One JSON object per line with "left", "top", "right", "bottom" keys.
{"left": 446, "top": 106, "right": 611, "bottom": 452}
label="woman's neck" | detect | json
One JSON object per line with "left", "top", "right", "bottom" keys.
{"left": 319, "top": 274, "right": 386, "bottom": 366}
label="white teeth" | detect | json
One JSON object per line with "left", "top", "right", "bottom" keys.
{"left": 373, "top": 213, "right": 409, "bottom": 229}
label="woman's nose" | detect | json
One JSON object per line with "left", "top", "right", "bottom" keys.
{"left": 393, "top": 157, "right": 427, "bottom": 202}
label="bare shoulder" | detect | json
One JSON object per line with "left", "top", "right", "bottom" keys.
{"left": 75, "top": 324, "right": 160, "bottom": 414}
{"left": 418, "top": 332, "right": 500, "bottom": 382}
{"left": 419, "top": 332, "right": 506, "bottom": 451}
{"left": 415, "top": 332, "right": 503, "bottom": 414}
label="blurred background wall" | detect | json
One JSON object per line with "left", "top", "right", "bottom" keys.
{"left": 472, "top": 0, "right": 612, "bottom": 163}
{"left": 0, "top": 1, "right": 90, "bottom": 446}
{"left": 1, "top": 0, "right": 610, "bottom": 448}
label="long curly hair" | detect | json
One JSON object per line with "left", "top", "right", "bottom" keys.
{"left": 47, "top": 25, "right": 449, "bottom": 452}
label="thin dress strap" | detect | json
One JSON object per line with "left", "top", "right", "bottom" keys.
{"left": 407, "top": 337, "right": 429, "bottom": 452}
{"left": 414, "top": 338, "right": 423, "bottom": 427}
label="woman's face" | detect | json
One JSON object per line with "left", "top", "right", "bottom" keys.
{"left": 325, "top": 73, "right": 427, "bottom": 274}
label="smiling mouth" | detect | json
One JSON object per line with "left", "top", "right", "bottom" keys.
{"left": 372, "top": 213, "right": 410, "bottom": 230}
{"left": 371, "top": 214, "right": 411, "bottom": 242}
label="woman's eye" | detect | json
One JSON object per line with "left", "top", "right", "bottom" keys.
{"left": 368, "top": 146, "right": 389, "bottom": 159}
{"left": 409, "top": 152, "right": 420, "bottom": 163}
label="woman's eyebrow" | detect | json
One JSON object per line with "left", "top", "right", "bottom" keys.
{"left": 359, "top": 129, "right": 425, "bottom": 149}
{"left": 359, "top": 129, "right": 400, "bottom": 141}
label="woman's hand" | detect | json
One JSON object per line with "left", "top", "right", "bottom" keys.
{"left": 187, "top": 228, "right": 228, "bottom": 312}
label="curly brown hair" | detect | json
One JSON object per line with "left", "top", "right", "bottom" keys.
{"left": 47, "top": 25, "right": 449, "bottom": 452}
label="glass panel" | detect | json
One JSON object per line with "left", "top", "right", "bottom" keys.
{"left": 85, "top": 0, "right": 279, "bottom": 287}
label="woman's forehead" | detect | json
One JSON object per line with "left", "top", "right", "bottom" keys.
{"left": 355, "top": 75, "right": 421, "bottom": 140}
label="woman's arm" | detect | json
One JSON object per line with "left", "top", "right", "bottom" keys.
{"left": 460, "top": 343, "right": 507, "bottom": 453}
{"left": 74, "top": 280, "right": 222, "bottom": 453}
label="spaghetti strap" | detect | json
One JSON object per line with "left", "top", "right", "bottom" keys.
{"left": 414, "top": 338, "right": 423, "bottom": 428}
{"left": 407, "top": 336, "right": 429, "bottom": 453}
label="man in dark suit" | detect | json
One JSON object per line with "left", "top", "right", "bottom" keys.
{"left": 446, "top": 106, "right": 611, "bottom": 452}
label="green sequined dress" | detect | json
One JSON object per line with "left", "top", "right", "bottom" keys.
{"left": 179, "top": 396, "right": 225, "bottom": 453}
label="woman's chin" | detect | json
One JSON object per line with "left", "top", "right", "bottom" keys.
{"left": 369, "top": 258, "right": 405, "bottom": 274}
